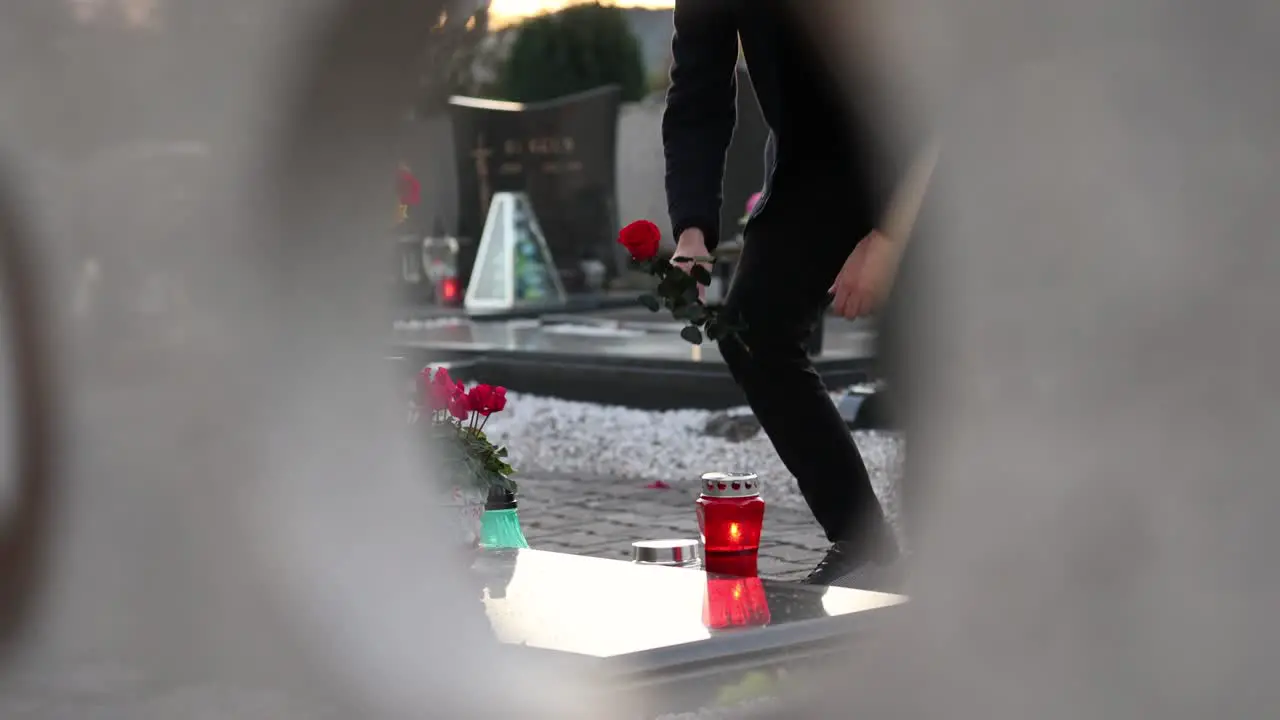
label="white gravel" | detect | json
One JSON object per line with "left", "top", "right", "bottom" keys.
{"left": 480, "top": 392, "right": 904, "bottom": 532}
{"left": 392, "top": 317, "right": 467, "bottom": 331}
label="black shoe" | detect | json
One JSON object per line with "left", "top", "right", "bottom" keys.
{"left": 803, "top": 541, "right": 903, "bottom": 592}
{"left": 802, "top": 541, "right": 867, "bottom": 585}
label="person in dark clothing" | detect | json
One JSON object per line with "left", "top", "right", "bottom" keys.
{"left": 663, "top": 0, "right": 911, "bottom": 585}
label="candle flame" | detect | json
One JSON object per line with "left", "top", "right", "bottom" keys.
{"left": 728, "top": 522, "right": 741, "bottom": 540}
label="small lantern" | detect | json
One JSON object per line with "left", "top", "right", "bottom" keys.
{"left": 422, "top": 228, "right": 462, "bottom": 307}
{"left": 702, "top": 574, "right": 771, "bottom": 631}
{"left": 696, "top": 471, "right": 765, "bottom": 556}
{"left": 480, "top": 488, "right": 529, "bottom": 550}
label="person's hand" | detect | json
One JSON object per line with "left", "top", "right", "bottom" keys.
{"left": 829, "top": 229, "right": 905, "bottom": 320}
{"left": 673, "top": 228, "right": 714, "bottom": 301}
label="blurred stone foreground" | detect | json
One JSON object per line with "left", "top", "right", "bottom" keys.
{"left": 2, "top": 0, "right": 1280, "bottom": 719}
{"left": 0, "top": 0, "right": 597, "bottom": 717}
{"left": 784, "top": 1, "right": 1280, "bottom": 719}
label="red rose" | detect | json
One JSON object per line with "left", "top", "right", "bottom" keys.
{"left": 448, "top": 382, "right": 472, "bottom": 421}
{"left": 467, "top": 384, "right": 508, "bottom": 416}
{"left": 617, "top": 220, "right": 661, "bottom": 261}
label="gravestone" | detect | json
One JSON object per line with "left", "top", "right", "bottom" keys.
{"left": 720, "top": 69, "right": 770, "bottom": 244}
{"left": 450, "top": 86, "right": 621, "bottom": 294}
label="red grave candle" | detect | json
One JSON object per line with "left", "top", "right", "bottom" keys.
{"left": 704, "top": 551, "right": 760, "bottom": 578}
{"left": 696, "top": 471, "right": 765, "bottom": 556}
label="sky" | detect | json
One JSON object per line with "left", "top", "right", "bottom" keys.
{"left": 488, "top": 0, "right": 672, "bottom": 27}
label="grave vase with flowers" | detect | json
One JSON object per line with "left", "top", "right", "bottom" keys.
{"left": 413, "top": 367, "right": 517, "bottom": 554}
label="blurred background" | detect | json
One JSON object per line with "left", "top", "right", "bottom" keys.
{"left": 2, "top": 0, "right": 1280, "bottom": 717}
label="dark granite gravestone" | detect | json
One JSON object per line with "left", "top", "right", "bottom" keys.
{"left": 720, "top": 69, "right": 770, "bottom": 244}
{"left": 449, "top": 86, "right": 621, "bottom": 294}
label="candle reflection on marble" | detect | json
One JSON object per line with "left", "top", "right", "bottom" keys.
{"left": 702, "top": 574, "right": 771, "bottom": 631}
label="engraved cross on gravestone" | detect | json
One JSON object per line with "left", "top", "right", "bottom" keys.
{"left": 469, "top": 132, "right": 494, "bottom": 221}
{"left": 449, "top": 86, "right": 622, "bottom": 293}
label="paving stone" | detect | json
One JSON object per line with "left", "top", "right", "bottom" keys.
{"left": 758, "top": 556, "right": 812, "bottom": 577}
{"left": 767, "top": 567, "right": 813, "bottom": 582}
{"left": 767, "top": 533, "right": 829, "bottom": 552}
{"left": 765, "top": 535, "right": 820, "bottom": 548}
{"left": 565, "top": 521, "right": 634, "bottom": 536}
{"left": 758, "top": 542, "right": 824, "bottom": 565}
{"left": 598, "top": 512, "right": 679, "bottom": 528}
{"left": 520, "top": 516, "right": 578, "bottom": 531}
{"left": 579, "top": 545, "right": 635, "bottom": 561}
{"left": 531, "top": 531, "right": 605, "bottom": 548}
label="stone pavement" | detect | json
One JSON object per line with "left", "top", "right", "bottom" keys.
{"left": 515, "top": 473, "right": 829, "bottom": 581}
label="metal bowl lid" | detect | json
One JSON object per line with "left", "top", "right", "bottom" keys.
{"left": 700, "top": 471, "right": 760, "bottom": 498}
{"left": 632, "top": 539, "right": 701, "bottom": 566}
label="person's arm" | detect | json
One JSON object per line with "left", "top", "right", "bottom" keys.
{"left": 662, "top": 0, "right": 739, "bottom": 252}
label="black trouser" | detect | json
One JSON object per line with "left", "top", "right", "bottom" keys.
{"left": 719, "top": 198, "right": 896, "bottom": 555}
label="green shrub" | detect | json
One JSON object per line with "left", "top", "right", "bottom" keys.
{"left": 500, "top": 3, "right": 646, "bottom": 103}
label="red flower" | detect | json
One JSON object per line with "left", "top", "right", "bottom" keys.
{"left": 432, "top": 367, "right": 453, "bottom": 388}
{"left": 467, "top": 384, "right": 509, "bottom": 416}
{"left": 420, "top": 367, "right": 456, "bottom": 411}
{"left": 447, "top": 382, "right": 472, "bottom": 421}
{"left": 398, "top": 165, "right": 421, "bottom": 206}
{"left": 617, "top": 220, "right": 661, "bottom": 261}
{"left": 490, "top": 386, "right": 508, "bottom": 413}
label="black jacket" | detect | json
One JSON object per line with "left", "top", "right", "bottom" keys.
{"left": 663, "top": 0, "right": 900, "bottom": 250}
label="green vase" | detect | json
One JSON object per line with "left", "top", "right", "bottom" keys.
{"left": 480, "top": 488, "right": 529, "bottom": 550}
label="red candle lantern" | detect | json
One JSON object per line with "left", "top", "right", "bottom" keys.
{"left": 702, "top": 575, "right": 772, "bottom": 631}
{"left": 704, "top": 550, "right": 760, "bottom": 578}
{"left": 696, "top": 471, "right": 765, "bottom": 556}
